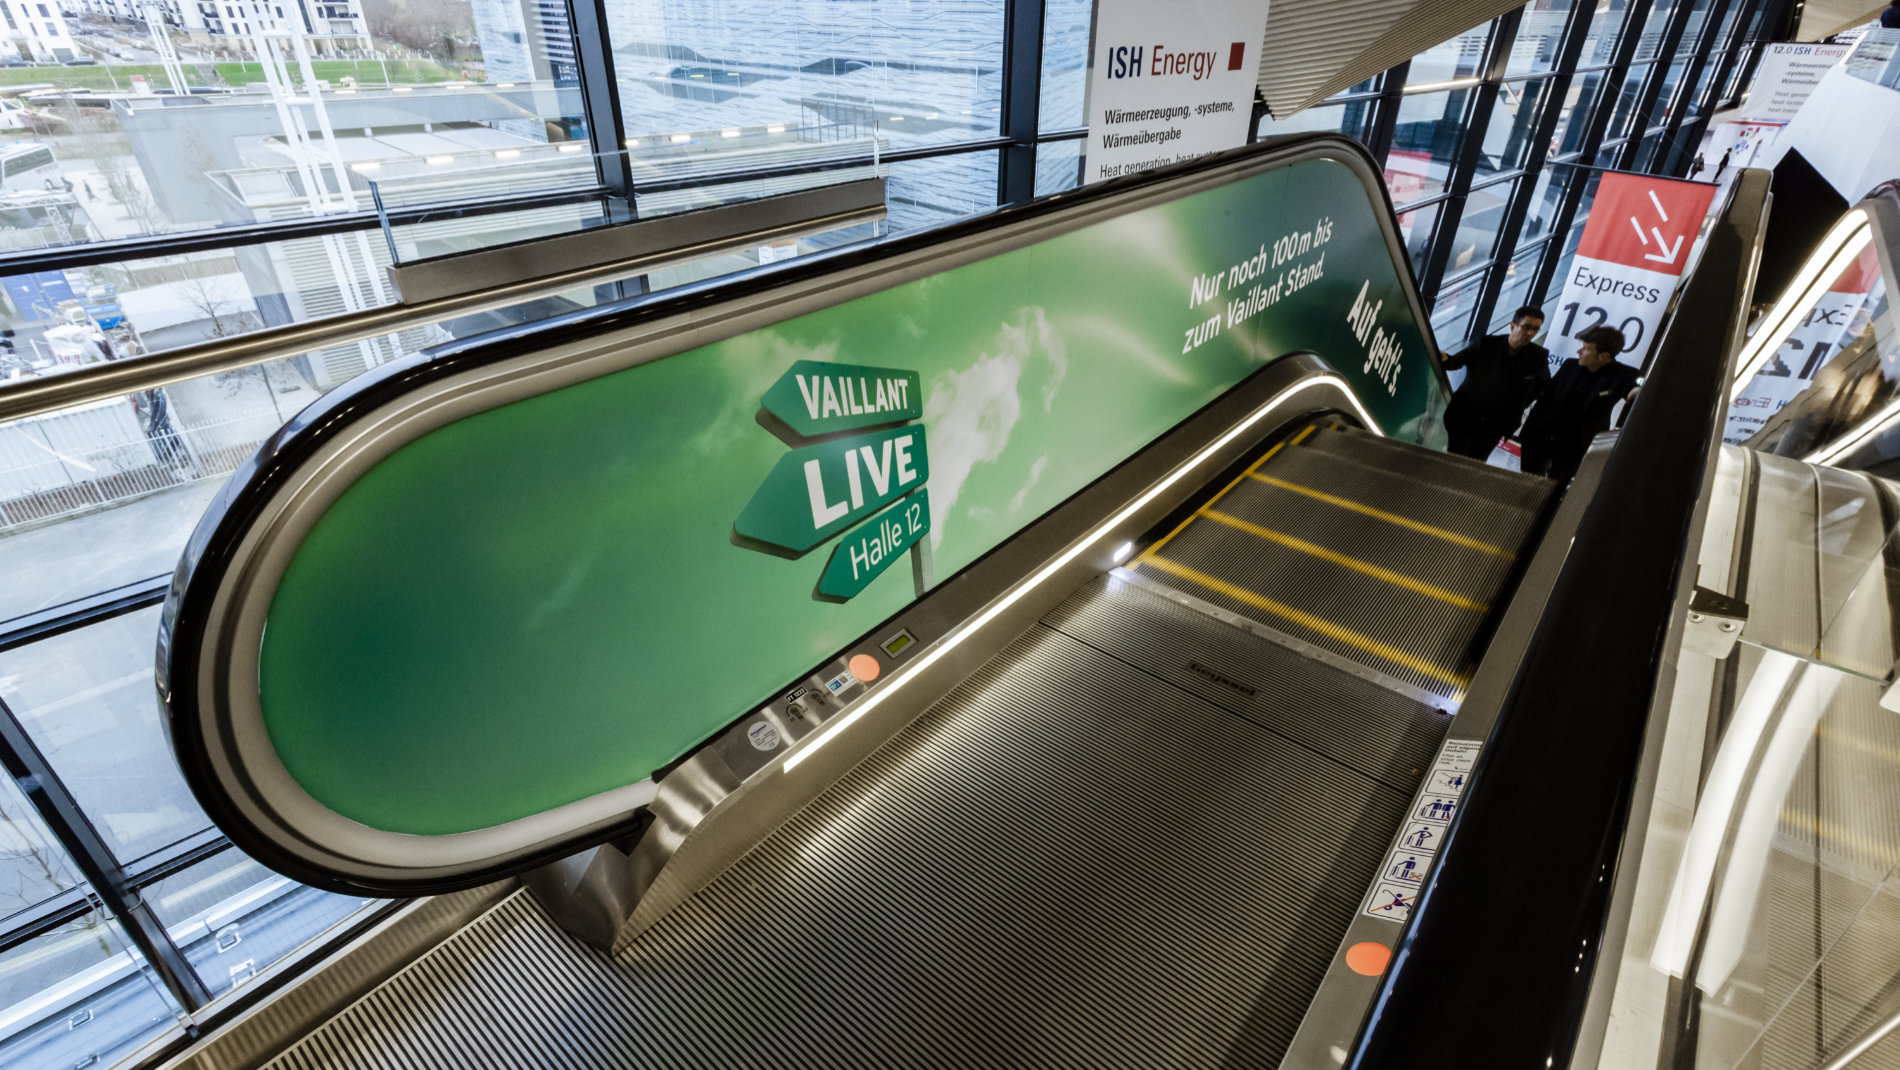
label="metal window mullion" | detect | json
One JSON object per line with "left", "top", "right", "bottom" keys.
{"left": 566, "top": 0, "right": 633, "bottom": 223}
{"left": 1367, "top": 60, "right": 1410, "bottom": 168}
{"left": 0, "top": 885, "right": 94, "bottom": 955}
{"left": 1660, "top": 0, "right": 1739, "bottom": 174}
{"left": 1418, "top": 12, "right": 1520, "bottom": 304}
{"left": 1474, "top": 0, "right": 1602, "bottom": 330}
{"left": 1615, "top": 0, "right": 1699, "bottom": 171}
{"left": 0, "top": 695, "right": 213, "bottom": 1012}
{"left": 1528, "top": 0, "right": 1658, "bottom": 311}
{"left": 996, "top": 0, "right": 1044, "bottom": 205}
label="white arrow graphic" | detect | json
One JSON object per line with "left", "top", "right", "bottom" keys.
{"left": 1644, "top": 228, "right": 1684, "bottom": 265}
{"left": 1630, "top": 189, "right": 1685, "bottom": 265}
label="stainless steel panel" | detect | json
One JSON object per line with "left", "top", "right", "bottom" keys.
{"left": 263, "top": 623, "right": 1412, "bottom": 1069}
{"left": 1046, "top": 574, "right": 1447, "bottom": 791}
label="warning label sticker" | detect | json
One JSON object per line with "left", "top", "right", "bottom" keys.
{"left": 1362, "top": 736, "right": 1483, "bottom": 923}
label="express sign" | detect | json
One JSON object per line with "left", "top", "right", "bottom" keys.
{"left": 1547, "top": 172, "right": 1718, "bottom": 369}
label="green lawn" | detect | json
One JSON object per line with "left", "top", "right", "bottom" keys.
{"left": 213, "top": 58, "right": 457, "bottom": 87}
{"left": 0, "top": 57, "right": 459, "bottom": 94}
{"left": 0, "top": 64, "right": 190, "bottom": 92}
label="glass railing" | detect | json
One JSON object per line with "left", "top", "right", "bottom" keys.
{"left": 1590, "top": 447, "right": 1900, "bottom": 1069}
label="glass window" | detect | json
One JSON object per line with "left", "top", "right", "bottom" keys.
{"left": 1, "top": 1, "right": 586, "bottom": 253}
{"left": 1329, "top": 76, "right": 1383, "bottom": 100}
{"left": 1509, "top": 0, "right": 1577, "bottom": 77}
{"left": 1430, "top": 269, "right": 1487, "bottom": 353}
{"left": 1580, "top": 0, "right": 1634, "bottom": 68}
{"left": 884, "top": 150, "right": 1000, "bottom": 234}
{"left": 1678, "top": 0, "right": 1717, "bottom": 52}
{"left": 1480, "top": 77, "right": 1553, "bottom": 177}
{"left": 1408, "top": 23, "right": 1493, "bottom": 86}
{"left": 0, "top": 910, "right": 180, "bottom": 1070}
{"left": 1258, "top": 102, "right": 1371, "bottom": 143}
{"left": 1520, "top": 164, "right": 1572, "bottom": 245}
{"left": 602, "top": 0, "right": 1004, "bottom": 228}
{"left": 1395, "top": 198, "right": 1445, "bottom": 277}
{"left": 1490, "top": 243, "right": 1550, "bottom": 331}
{"left": 1642, "top": 59, "right": 1690, "bottom": 131}
{"left": 0, "top": 608, "right": 209, "bottom": 863}
{"left": 143, "top": 850, "right": 374, "bottom": 999}
{"left": 1034, "top": 140, "right": 1082, "bottom": 198}
{"left": 0, "top": 773, "right": 81, "bottom": 918}
{"left": 1607, "top": 63, "right": 1651, "bottom": 139}
{"left": 1387, "top": 89, "right": 1474, "bottom": 203}
{"left": 1445, "top": 178, "right": 1519, "bottom": 274}
{"left": 1633, "top": 0, "right": 1679, "bottom": 63}
{"left": 1549, "top": 70, "right": 1607, "bottom": 158}
{"left": 1684, "top": 48, "right": 1725, "bottom": 119}
{"left": 1040, "top": 0, "right": 1092, "bottom": 131}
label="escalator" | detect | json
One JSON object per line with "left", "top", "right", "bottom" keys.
{"left": 146, "top": 139, "right": 1769, "bottom": 1070}
{"left": 257, "top": 413, "right": 1554, "bottom": 1070}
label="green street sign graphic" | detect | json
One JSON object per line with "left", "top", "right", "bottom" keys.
{"left": 818, "top": 490, "right": 930, "bottom": 600}
{"left": 761, "top": 360, "right": 923, "bottom": 439}
{"left": 735, "top": 424, "right": 930, "bottom": 553}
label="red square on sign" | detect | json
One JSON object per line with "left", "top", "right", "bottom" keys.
{"left": 1228, "top": 42, "right": 1245, "bottom": 70}
{"left": 1575, "top": 173, "right": 1719, "bottom": 274}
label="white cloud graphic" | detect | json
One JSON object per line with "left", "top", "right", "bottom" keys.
{"left": 922, "top": 308, "right": 1064, "bottom": 548}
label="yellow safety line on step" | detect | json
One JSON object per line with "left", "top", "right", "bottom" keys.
{"left": 1291, "top": 425, "right": 1318, "bottom": 446}
{"left": 1141, "top": 555, "right": 1467, "bottom": 688}
{"left": 1200, "top": 509, "right": 1488, "bottom": 612}
{"left": 1248, "top": 473, "right": 1516, "bottom": 559}
{"left": 1128, "top": 441, "right": 1287, "bottom": 571}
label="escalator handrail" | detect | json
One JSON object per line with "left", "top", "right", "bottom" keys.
{"left": 1348, "top": 169, "right": 1772, "bottom": 1068}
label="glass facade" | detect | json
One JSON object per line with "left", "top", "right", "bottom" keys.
{"left": 0, "top": 0, "right": 1790, "bottom": 1067}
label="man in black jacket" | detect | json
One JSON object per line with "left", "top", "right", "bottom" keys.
{"left": 1439, "top": 305, "right": 1551, "bottom": 460}
{"left": 1519, "top": 325, "right": 1642, "bottom": 483}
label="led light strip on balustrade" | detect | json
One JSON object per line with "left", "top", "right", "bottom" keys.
{"left": 1730, "top": 211, "right": 1873, "bottom": 399}
{"left": 781, "top": 374, "right": 1382, "bottom": 773}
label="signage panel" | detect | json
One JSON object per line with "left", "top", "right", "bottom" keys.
{"left": 1547, "top": 172, "right": 1718, "bottom": 371}
{"left": 1083, "top": 0, "right": 1269, "bottom": 184}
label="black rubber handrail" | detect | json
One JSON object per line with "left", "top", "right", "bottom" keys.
{"left": 1348, "top": 168, "right": 1772, "bottom": 1069}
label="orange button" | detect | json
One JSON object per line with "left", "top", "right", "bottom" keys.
{"left": 848, "top": 653, "right": 881, "bottom": 682}
{"left": 1345, "top": 941, "right": 1392, "bottom": 976}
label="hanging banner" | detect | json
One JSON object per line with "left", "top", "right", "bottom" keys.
{"left": 1741, "top": 43, "right": 1853, "bottom": 123}
{"left": 1724, "top": 244, "right": 1882, "bottom": 444}
{"left": 1083, "top": 0, "right": 1269, "bottom": 184}
{"left": 1691, "top": 43, "right": 1851, "bottom": 179}
{"left": 1547, "top": 172, "right": 1718, "bottom": 371}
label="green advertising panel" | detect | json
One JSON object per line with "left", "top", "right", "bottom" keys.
{"left": 252, "top": 156, "right": 1447, "bottom": 838}
{"left": 818, "top": 490, "right": 930, "bottom": 601}
{"left": 736, "top": 424, "right": 930, "bottom": 553}
{"left": 762, "top": 360, "right": 924, "bottom": 438}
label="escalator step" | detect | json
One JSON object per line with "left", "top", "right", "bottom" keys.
{"left": 1131, "top": 509, "right": 1480, "bottom": 699}
{"left": 1255, "top": 444, "right": 1540, "bottom": 551}
{"left": 1304, "top": 426, "right": 1553, "bottom": 512}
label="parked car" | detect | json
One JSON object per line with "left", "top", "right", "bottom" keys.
{"left": 62, "top": 57, "right": 99, "bottom": 66}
